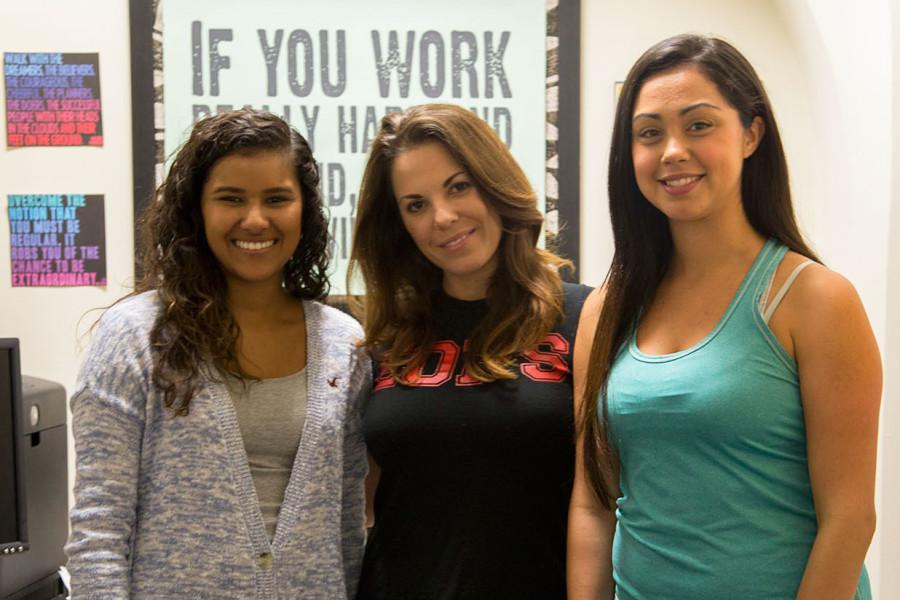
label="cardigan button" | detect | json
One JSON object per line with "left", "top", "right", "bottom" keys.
{"left": 256, "top": 552, "right": 273, "bottom": 569}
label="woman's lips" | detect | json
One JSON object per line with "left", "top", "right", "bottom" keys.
{"left": 438, "top": 228, "right": 475, "bottom": 250}
{"left": 233, "top": 239, "right": 276, "bottom": 251}
{"left": 660, "top": 174, "right": 703, "bottom": 195}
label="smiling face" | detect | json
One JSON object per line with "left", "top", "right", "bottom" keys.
{"left": 391, "top": 141, "right": 503, "bottom": 300}
{"left": 631, "top": 66, "right": 763, "bottom": 225}
{"left": 200, "top": 150, "right": 303, "bottom": 292}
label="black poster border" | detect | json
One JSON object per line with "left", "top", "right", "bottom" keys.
{"left": 129, "top": 0, "right": 581, "bottom": 282}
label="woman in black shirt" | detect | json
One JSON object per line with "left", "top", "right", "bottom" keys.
{"left": 349, "top": 103, "right": 590, "bottom": 599}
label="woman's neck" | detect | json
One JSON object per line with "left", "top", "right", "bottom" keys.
{"left": 226, "top": 280, "right": 301, "bottom": 328}
{"left": 225, "top": 281, "right": 307, "bottom": 378}
{"left": 667, "top": 207, "right": 766, "bottom": 279}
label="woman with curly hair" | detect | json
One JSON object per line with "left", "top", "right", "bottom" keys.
{"left": 349, "top": 103, "right": 591, "bottom": 599}
{"left": 66, "top": 109, "right": 369, "bottom": 599}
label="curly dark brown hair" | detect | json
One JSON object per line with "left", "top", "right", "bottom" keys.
{"left": 135, "top": 108, "right": 329, "bottom": 414}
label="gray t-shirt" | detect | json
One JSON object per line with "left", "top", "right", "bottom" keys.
{"left": 227, "top": 368, "right": 308, "bottom": 540}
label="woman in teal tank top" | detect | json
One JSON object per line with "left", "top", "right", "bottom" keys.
{"left": 567, "top": 35, "right": 882, "bottom": 600}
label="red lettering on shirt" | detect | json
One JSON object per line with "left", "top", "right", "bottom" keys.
{"left": 375, "top": 334, "right": 570, "bottom": 390}
{"left": 374, "top": 363, "right": 396, "bottom": 391}
{"left": 404, "top": 341, "right": 460, "bottom": 387}
{"left": 520, "top": 333, "right": 570, "bottom": 383}
{"left": 455, "top": 341, "right": 481, "bottom": 386}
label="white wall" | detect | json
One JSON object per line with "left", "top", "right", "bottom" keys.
{"left": 0, "top": 0, "right": 134, "bottom": 502}
{"left": 581, "top": 0, "right": 896, "bottom": 596}
{"left": 884, "top": 0, "right": 900, "bottom": 592}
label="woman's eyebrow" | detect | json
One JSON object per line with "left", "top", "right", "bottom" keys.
{"left": 443, "top": 170, "right": 467, "bottom": 188}
{"left": 633, "top": 102, "right": 721, "bottom": 122}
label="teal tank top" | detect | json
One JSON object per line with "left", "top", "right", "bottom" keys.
{"left": 606, "top": 239, "right": 871, "bottom": 600}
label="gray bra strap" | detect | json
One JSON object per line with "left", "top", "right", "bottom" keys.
{"left": 762, "top": 261, "right": 814, "bottom": 324}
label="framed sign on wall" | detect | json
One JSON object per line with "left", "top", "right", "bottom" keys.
{"left": 130, "top": 0, "right": 580, "bottom": 292}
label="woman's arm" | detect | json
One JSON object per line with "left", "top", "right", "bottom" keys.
{"left": 65, "top": 314, "right": 149, "bottom": 599}
{"left": 787, "top": 267, "right": 881, "bottom": 600}
{"left": 364, "top": 455, "right": 381, "bottom": 529}
{"left": 567, "top": 287, "right": 617, "bottom": 600}
{"left": 341, "top": 350, "right": 372, "bottom": 600}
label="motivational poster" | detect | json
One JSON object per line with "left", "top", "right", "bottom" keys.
{"left": 161, "top": 0, "right": 546, "bottom": 294}
{"left": 4, "top": 52, "right": 103, "bottom": 147}
{"left": 7, "top": 194, "right": 107, "bottom": 287}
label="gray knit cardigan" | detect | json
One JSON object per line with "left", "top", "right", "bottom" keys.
{"left": 65, "top": 291, "right": 370, "bottom": 599}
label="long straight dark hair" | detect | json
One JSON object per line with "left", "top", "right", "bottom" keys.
{"left": 579, "top": 34, "right": 820, "bottom": 507}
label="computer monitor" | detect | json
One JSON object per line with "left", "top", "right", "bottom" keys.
{"left": 0, "top": 338, "right": 28, "bottom": 556}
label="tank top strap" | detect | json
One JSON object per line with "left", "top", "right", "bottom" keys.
{"left": 741, "top": 238, "right": 789, "bottom": 313}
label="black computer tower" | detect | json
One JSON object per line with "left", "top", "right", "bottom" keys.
{"left": 0, "top": 376, "right": 68, "bottom": 600}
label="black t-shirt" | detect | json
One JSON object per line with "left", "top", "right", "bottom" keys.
{"left": 358, "top": 283, "right": 592, "bottom": 600}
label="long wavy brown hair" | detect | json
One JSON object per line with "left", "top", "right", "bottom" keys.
{"left": 348, "top": 103, "right": 571, "bottom": 382}
{"left": 579, "top": 35, "right": 820, "bottom": 508}
{"left": 135, "top": 109, "right": 330, "bottom": 415}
